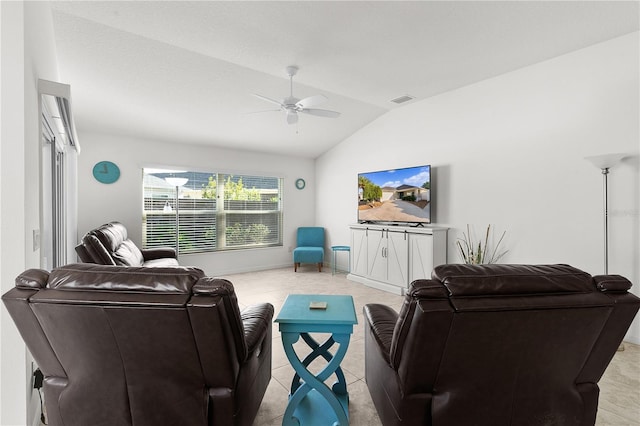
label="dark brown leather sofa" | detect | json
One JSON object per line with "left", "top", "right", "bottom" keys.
{"left": 75, "top": 221, "right": 179, "bottom": 266}
{"left": 363, "top": 264, "right": 640, "bottom": 426}
{"left": 2, "top": 263, "right": 274, "bottom": 426}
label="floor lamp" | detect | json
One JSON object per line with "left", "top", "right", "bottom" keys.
{"left": 585, "top": 153, "right": 626, "bottom": 351}
{"left": 585, "top": 153, "right": 625, "bottom": 275}
{"left": 165, "top": 177, "right": 189, "bottom": 257}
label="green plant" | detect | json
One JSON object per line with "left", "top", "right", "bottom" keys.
{"left": 178, "top": 233, "right": 194, "bottom": 251}
{"left": 202, "top": 176, "right": 263, "bottom": 201}
{"left": 201, "top": 176, "right": 217, "bottom": 199}
{"left": 359, "top": 176, "right": 382, "bottom": 202}
{"left": 248, "top": 223, "right": 270, "bottom": 244}
{"left": 224, "top": 176, "right": 261, "bottom": 201}
{"left": 224, "top": 222, "right": 271, "bottom": 245}
{"left": 225, "top": 223, "right": 245, "bottom": 245}
{"left": 456, "top": 224, "right": 507, "bottom": 264}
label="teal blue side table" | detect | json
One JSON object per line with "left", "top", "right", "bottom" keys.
{"left": 275, "top": 294, "right": 358, "bottom": 426}
{"left": 330, "top": 245, "right": 351, "bottom": 275}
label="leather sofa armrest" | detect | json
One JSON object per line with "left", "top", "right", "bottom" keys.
{"left": 593, "top": 275, "right": 632, "bottom": 293}
{"left": 141, "top": 247, "right": 178, "bottom": 260}
{"left": 241, "top": 303, "right": 275, "bottom": 354}
{"left": 15, "top": 269, "right": 49, "bottom": 289}
{"left": 364, "top": 304, "right": 398, "bottom": 362}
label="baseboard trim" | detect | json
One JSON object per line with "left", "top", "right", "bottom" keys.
{"left": 346, "top": 274, "right": 405, "bottom": 295}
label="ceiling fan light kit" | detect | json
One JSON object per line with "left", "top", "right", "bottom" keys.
{"left": 253, "top": 65, "right": 341, "bottom": 125}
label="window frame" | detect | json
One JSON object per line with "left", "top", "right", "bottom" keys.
{"left": 142, "top": 168, "right": 283, "bottom": 255}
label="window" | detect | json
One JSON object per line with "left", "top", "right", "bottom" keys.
{"left": 143, "top": 169, "right": 283, "bottom": 254}
{"left": 40, "top": 89, "right": 80, "bottom": 269}
{"left": 42, "top": 113, "right": 67, "bottom": 268}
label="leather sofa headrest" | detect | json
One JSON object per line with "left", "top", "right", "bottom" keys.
{"left": 431, "top": 264, "right": 593, "bottom": 297}
{"left": 45, "top": 263, "right": 205, "bottom": 294}
{"left": 91, "top": 222, "right": 128, "bottom": 252}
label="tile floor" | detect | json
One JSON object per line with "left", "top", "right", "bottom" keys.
{"left": 223, "top": 266, "right": 640, "bottom": 426}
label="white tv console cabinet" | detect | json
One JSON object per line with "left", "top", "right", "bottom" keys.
{"left": 347, "top": 223, "right": 448, "bottom": 295}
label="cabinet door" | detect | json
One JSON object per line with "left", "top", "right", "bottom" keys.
{"left": 367, "top": 228, "right": 387, "bottom": 282}
{"left": 386, "top": 231, "right": 409, "bottom": 287}
{"left": 409, "top": 233, "right": 434, "bottom": 283}
{"left": 351, "top": 228, "right": 369, "bottom": 276}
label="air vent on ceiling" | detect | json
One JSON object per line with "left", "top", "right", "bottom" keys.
{"left": 390, "top": 95, "right": 415, "bottom": 104}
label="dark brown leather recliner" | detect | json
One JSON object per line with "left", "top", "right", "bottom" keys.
{"left": 2, "top": 263, "right": 274, "bottom": 426}
{"left": 363, "top": 264, "right": 640, "bottom": 426}
{"left": 75, "top": 221, "right": 179, "bottom": 267}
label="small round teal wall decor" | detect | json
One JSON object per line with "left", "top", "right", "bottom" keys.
{"left": 92, "top": 161, "right": 120, "bottom": 184}
{"left": 295, "top": 178, "right": 306, "bottom": 190}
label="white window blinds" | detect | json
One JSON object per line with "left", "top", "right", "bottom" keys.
{"left": 143, "top": 169, "right": 282, "bottom": 254}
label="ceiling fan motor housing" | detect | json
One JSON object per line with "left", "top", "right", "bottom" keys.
{"left": 283, "top": 97, "right": 300, "bottom": 109}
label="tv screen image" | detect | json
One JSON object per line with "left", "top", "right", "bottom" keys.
{"left": 358, "top": 165, "right": 431, "bottom": 224}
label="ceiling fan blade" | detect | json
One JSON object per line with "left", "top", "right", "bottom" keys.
{"left": 252, "top": 93, "right": 283, "bottom": 107}
{"left": 300, "top": 108, "right": 341, "bottom": 118}
{"left": 296, "top": 94, "right": 328, "bottom": 109}
{"left": 286, "top": 110, "right": 298, "bottom": 125}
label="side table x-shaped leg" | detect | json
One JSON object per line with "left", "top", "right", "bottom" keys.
{"left": 275, "top": 294, "right": 357, "bottom": 426}
{"left": 282, "top": 331, "right": 351, "bottom": 426}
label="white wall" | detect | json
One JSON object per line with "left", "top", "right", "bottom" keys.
{"left": 3, "top": 10, "right": 638, "bottom": 424}
{"left": 1, "top": 2, "right": 61, "bottom": 424}
{"left": 76, "top": 133, "right": 316, "bottom": 276}
{"left": 316, "top": 32, "right": 640, "bottom": 344}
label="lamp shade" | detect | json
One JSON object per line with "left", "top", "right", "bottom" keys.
{"left": 165, "top": 177, "right": 189, "bottom": 187}
{"left": 585, "top": 153, "right": 626, "bottom": 170}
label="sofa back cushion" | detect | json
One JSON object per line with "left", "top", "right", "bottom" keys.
{"left": 82, "top": 222, "right": 145, "bottom": 266}
{"left": 5, "top": 263, "right": 241, "bottom": 426}
{"left": 92, "top": 222, "right": 128, "bottom": 252}
{"left": 113, "top": 240, "right": 145, "bottom": 266}
{"left": 30, "top": 292, "right": 209, "bottom": 425}
{"left": 393, "top": 264, "right": 622, "bottom": 426}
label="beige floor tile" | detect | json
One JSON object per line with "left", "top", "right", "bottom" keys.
{"left": 234, "top": 267, "right": 639, "bottom": 426}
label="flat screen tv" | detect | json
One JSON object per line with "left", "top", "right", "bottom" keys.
{"left": 358, "top": 164, "right": 431, "bottom": 225}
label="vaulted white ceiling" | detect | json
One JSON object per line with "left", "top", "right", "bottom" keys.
{"left": 51, "top": 1, "right": 639, "bottom": 158}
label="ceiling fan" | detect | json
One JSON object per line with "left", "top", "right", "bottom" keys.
{"left": 252, "top": 66, "right": 341, "bottom": 125}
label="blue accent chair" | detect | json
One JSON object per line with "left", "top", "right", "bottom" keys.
{"left": 293, "top": 227, "right": 325, "bottom": 272}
